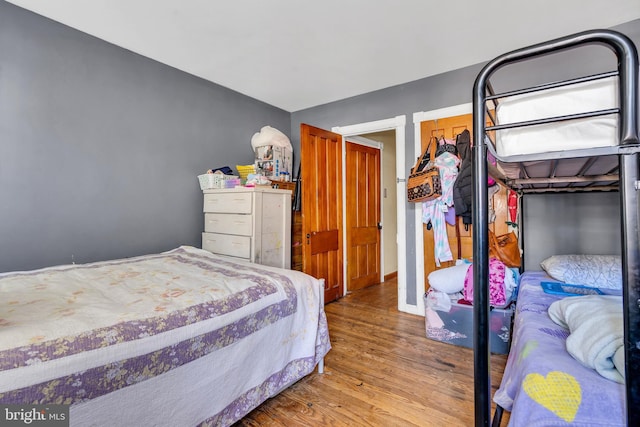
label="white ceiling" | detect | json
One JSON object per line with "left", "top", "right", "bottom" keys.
{"left": 7, "top": 0, "right": 640, "bottom": 112}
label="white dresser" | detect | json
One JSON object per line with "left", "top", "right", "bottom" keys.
{"left": 201, "top": 187, "right": 291, "bottom": 269}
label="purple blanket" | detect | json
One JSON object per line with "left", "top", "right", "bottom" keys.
{"left": 494, "top": 271, "right": 624, "bottom": 426}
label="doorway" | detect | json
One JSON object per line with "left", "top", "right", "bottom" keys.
{"left": 332, "top": 115, "right": 407, "bottom": 311}
{"left": 355, "top": 132, "right": 398, "bottom": 284}
{"left": 412, "top": 104, "right": 472, "bottom": 315}
{"left": 345, "top": 138, "right": 382, "bottom": 292}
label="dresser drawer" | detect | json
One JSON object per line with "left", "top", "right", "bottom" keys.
{"left": 204, "top": 213, "right": 253, "bottom": 236}
{"left": 202, "top": 232, "right": 251, "bottom": 259}
{"left": 203, "top": 192, "right": 252, "bottom": 214}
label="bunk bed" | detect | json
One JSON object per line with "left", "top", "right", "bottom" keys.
{"left": 0, "top": 246, "right": 330, "bottom": 426}
{"left": 471, "top": 30, "right": 640, "bottom": 426}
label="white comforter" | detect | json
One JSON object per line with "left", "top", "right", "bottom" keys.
{"left": 548, "top": 295, "right": 624, "bottom": 383}
{"left": 0, "top": 246, "right": 330, "bottom": 427}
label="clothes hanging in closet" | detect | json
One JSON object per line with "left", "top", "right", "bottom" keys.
{"left": 422, "top": 152, "right": 460, "bottom": 266}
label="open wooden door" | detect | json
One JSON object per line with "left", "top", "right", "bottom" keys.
{"left": 300, "top": 124, "right": 343, "bottom": 303}
{"left": 345, "top": 141, "right": 381, "bottom": 291}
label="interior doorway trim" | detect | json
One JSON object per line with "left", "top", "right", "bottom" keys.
{"left": 332, "top": 115, "right": 408, "bottom": 312}
{"left": 412, "top": 103, "right": 471, "bottom": 315}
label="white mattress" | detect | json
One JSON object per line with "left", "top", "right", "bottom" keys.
{"left": 495, "top": 77, "right": 618, "bottom": 157}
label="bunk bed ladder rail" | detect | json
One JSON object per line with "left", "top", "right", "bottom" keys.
{"left": 471, "top": 30, "right": 639, "bottom": 427}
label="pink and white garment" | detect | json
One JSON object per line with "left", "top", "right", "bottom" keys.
{"left": 463, "top": 257, "right": 507, "bottom": 307}
{"left": 422, "top": 152, "right": 460, "bottom": 266}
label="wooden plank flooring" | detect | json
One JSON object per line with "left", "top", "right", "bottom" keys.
{"left": 237, "top": 279, "right": 510, "bottom": 426}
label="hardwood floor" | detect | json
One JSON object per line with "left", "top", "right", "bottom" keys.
{"left": 237, "top": 279, "right": 510, "bottom": 426}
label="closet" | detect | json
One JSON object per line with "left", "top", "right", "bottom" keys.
{"left": 420, "top": 113, "right": 512, "bottom": 290}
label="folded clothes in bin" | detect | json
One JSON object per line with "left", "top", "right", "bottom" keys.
{"left": 427, "top": 259, "right": 519, "bottom": 309}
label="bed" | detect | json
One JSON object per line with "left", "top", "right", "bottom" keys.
{"left": 485, "top": 73, "right": 623, "bottom": 194}
{"left": 494, "top": 76, "right": 619, "bottom": 158}
{"left": 470, "top": 30, "right": 640, "bottom": 425}
{"left": 0, "top": 245, "right": 330, "bottom": 426}
{"left": 493, "top": 271, "right": 625, "bottom": 425}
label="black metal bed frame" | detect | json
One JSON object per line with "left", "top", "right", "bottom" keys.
{"left": 471, "top": 30, "right": 640, "bottom": 426}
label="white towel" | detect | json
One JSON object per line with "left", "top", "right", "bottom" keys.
{"left": 548, "top": 295, "right": 624, "bottom": 383}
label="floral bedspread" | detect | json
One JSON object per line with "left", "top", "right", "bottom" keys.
{"left": 0, "top": 246, "right": 330, "bottom": 426}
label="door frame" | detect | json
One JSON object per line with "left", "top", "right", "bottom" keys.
{"left": 332, "top": 115, "right": 408, "bottom": 311}
{"left": 344, "top": 136, "right": 384, "bottom": 291}
{"left": 412, "top": 103, "right": 471, "bottom": 315}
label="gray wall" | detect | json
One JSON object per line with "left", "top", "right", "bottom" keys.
{"left": 291, "top": 19, "right": 640, "bottom": 306}
{"left": 523, "top": 192, "right": 621, "bottom": 270}
{"left": 0, "top": 2, "right": 290, "bottom": 272}
{"left": 2, "top": 0, "right": 638, "bottom": 306}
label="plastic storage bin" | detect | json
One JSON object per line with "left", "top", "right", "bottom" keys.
{"left": 198, "top": 174, "right": 241, "bottom": 190}
{"left": 424, "top": 295, "right": 514, "bottom": 354}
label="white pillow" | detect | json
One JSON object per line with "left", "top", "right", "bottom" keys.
{"left": 428, "top": 263, "right": 470, "bottom": 294}
{"left": 540, "top": 254, "right": 622, "bottom": 289}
